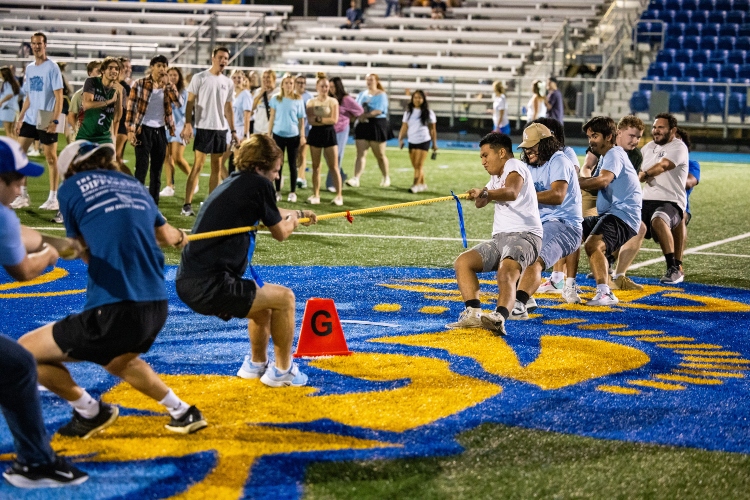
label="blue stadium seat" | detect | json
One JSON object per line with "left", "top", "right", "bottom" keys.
{"left": 715, "top": 0, "right": 732, "bottom": 10}
{"left": 674, "top": 48, "right": 693, "bottom": 62}
{"left": 720, "top": 63, "right": 740, "bottom": 79}
{"left": 669, "top": 91, "right": 688, "bottom": 112}
{"left": 705, "top": 92, "right": 726, "bottom": 115}
{"left": 657, "top": 49, "right": 678, "bottom": 63}
{"left": 696, "top": 77, "right": 715, "bottom": 92}
{"left": 631, "top": 91, "right": 651, "bottom": 112}
{"left": 658, "top": 76, "right": 680, "bottom": 91}
{"left": 667, "top": 62, "right": 686, "bottom": 77}
{"left": 727, "top": 49, "right": 747, "bottom": 64}
{"left": 718, "top": 36, "right": 736, "bottom": 50}
{"left": 709, "top": 49, "right": 729, "bottom": 63}
{"left": 640, "top": 76, "right": 659, "bottom": 92}
{"left": 732, "top": 0, "right": 749, "bottom": 10}
{"left": 665, "top": 36, "right": 684, "bottom": 49}
{"left": 735, "top": 37, "right": 750, "bottom": 50}
{"left": 700, "top": 23, "right": 719, "bottom": 37}
{"left": 665, "top": 0, "right": 681, "bottom": 9}
{"left": 682, "top": 0, "right": 700, "bottom": 8}
{"left": 648, "top": 61, "right": 669, "bottom": 77}
{"left": 658, "top": 9, "right": 676, "bottom": 22}
{"left": 738, "top": 66, "right": 750, "bottom": 79}
{"left": 684, "top": 62, "right": 704, "bottom": 78}
{"left": 726, "top": 11, "right": 745, "bottom": 24}
{"left": 707, "top": 11, "right": 726, "bottom": 23}
{"left": 641, "top": 9, "right": 659, "bottom": 20}
{"left": 702, "top": 63, "right": 721, "bottom": 78}
{"left": 697, "top": 0, "right": 714, "bottom": 9}
{"left": 728, "top": 92, "right": 746, "bottom": 116}
{"left": 691, "top": 10, "right": 710, "bottom": 23}
{"left": 684, "top": 23, "right": 703, "bottom": 37}
{"left": 683, "top": 76, "right": 699, "bottom": 92}
{"left": 683, "top": 35, "right": 702, "bottom": 49}
{"left": 636, "top": 21, "right": 663, "bottom": 44}
{"left": 686, "top": 91, "right": 707, "bottom": 113}
{"left": 674, "top": 10, "right": 693, "bottom": 23}
{"left": 719, "top": 24, "right": 739, "bottom": 37}
{"left": 649, "top": 0, "right": 667, "bottom": 8}
{"left": 701, "top": 36, "right": 718, "bottom": 50}
{"left": 666, "top": 23, "right": 685, "bottom": 38}
{"left": 692, "top": 49, "right": 710, "bottom": 63}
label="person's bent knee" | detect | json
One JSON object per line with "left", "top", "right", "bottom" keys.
{"left": 104, "top": 353, "right": 140, "bottom": 377}
{"left": 584, "top": 236, "right": 604, "bottom": 256}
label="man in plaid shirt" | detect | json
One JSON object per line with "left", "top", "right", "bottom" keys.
{"left": 125, "top": 55, "right": 181, "bottom": 205}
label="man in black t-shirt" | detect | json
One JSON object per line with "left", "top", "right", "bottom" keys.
{"left": 176, "top": 134, "right": 317, "bottom": 388}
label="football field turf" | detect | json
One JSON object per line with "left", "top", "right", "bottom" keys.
{"left": 2, "top": 140, "right": 750, "bottom": 499}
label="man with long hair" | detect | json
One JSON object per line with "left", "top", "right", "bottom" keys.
{"left": 19, "top": 141, "right": 207, "bottom": 439}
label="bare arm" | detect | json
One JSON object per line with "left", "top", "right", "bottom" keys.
{"left": 180, "top": 92, "right": 196, "bottom": 142}
{"left": 467, "top": 171, "right": 525, "bottom": 208}
{"left": 3, "top": 242, "right": 59, "bottom": 282}
{"left": 15, "top": 95, "right": 30, "bottom": 134}
{"left": 581, "top": 151, "right": 598, "bottom": 177}
{"left": 154, "top": 223, "right": 188, "bottom": 249}
{"left": 267, "top": 209, "right": 318, "bottom": 242}
{"left": 82, "top": 91, "right": 117, "bottom": 111}
{"left": 536, "top": 180, "right": 568, "bottom": 205}
{"left": 579, "top": 170, "right": 615, "bottom": 191}
{"left": 429, "top": 122, "right": 438, "bottom": 151}
{"left": 397, "top": 122, "right": 408, "bottom": 148}
{"left": 267, "top": 108, "right": 276, "bottom": 137}
{"left": 640, "top": 158, "right": 676, "bottom": 182}
{"left": 45, "top": 88, "right": 63, "bottom": 134}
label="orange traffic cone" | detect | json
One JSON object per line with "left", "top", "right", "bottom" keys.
{"left": 293, "top": 298, "right": 352, "bottom": 358}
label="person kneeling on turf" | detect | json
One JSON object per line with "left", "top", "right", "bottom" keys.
{"left": 176, "top": 134, "right": 317, "bottom": 387}
{"left": 446, "top": 132, "right": 543, "bottom": 336}
{"left": 19, "top": 140, "right": 207, "bottom": 439}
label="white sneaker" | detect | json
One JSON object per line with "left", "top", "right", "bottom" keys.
{"left": 306, "top": 195, "right": 320, "bottom": 205}
{"left": 331, "top": 195, "right": 343, "bottom": 206}
{"left": 237, "top": 356, "right": 269, "bottom": 379}
{"left": 287, "top": 192, "right": 297, "bottom": 203}
{"left": 562, "top": 285, "right": 582, "bottom": 304}
{"left": 586, "top": 289, "right": 619, "bottom": 306}
{"left": 260, "top": 363, "right": 308, "bottom": 387}
{"left": 39, "top": 199, "right": 58, "bottom": 211}
{"left": 526, "top": 296, "right": 538, "bottom": 312}
{"left": 11, "top": 194, "right": 30, "bottom": 209}
{"left": 160, "top": 186, "right": 175, "bottom": 197}
{"left": 409, "top": 184, "right": 419, "bottom": 194}
{"left": 537, "top": 278, "right": 564, "bottom": 293}
{"left": 380, "top": 176, "right": 391, "bottom": 187}
{"left": 445, "top": 307, "right": 482, "bottom": 329}
{"left": 275, "top": 192, "right": 282, "bottom": 202}
{"left": 345, "top": 177, "right": 360, "bottom": 187}
{"left": 27, "top": 148, "right": 41, "bottom": 157}
{"left": 418, "top": 184, "right": 427, "bottom": 192}
{"left": 509, "top": 300, "right": 528, "bottom": 320}
{"left": 480, "top": 311, "right": 507, "bottom": 336}
{"left": 327, "top": 186, "right": 337, "bottom": 193}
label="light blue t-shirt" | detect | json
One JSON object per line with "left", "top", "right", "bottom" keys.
{"left": 0, "top": 204, "right": 25, "bottom": 267}
{"left": 356, "top": 90, "right": 388, "bottom": 118}
{"left": 530, "top": 150, "right": 582, "bottom": 226}
{"left": 595, "top": 145, "right": 642, "bottom": 233}
{"left": 269, "top": 95, "right": 305, "bottom": 138}
{"left": 301, "top": 90, "right": 313, "bottom": 133}
{"left": 21, "top": 59, "right": 63, "bottom": 125}
{"left": 172, "top": 89, "right": 188, "bottom": 128}
{"left": 232, "top": 89, "right": 253, "bottom": 133}
{"left": 563, "top": 146, "right": 580, "bottom": 169}
{"left": 59, "top": 170, "right": 167, "bottom": 310}
{"left": 0, "top": 81, "right": 20, "bottom": 112}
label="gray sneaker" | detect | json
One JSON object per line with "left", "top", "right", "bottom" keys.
{"left": 237, "top": 356, "right": 269, "bottom": 379}
{"left": 480, "top": 311, "right": 507, "bottom": 336}
{"left": 445, "top": 307, "right": 482, "bottom": 329}
{"left": 562, "top": 284, "right": 582, "bottom": 304}
{"left": 509, "top": 300, "right": 528, "bottom": 320}
{"left": 660, "top": 266, "right": 684, "bottom": 284}
{"left": 586, "top": 289, "right": 619, "bottom": 306}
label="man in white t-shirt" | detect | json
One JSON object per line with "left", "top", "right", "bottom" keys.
{"left": 181, "top": 47, "right": 238, "bottom": 217}
{"left": 638, "top": 113, "right": 689, "bottom": 284}
{"left": 446, "top": 132, "right": 543, "bottom": 336}
{"left": 12, "top": 32, "right": 64, "bottom": 212}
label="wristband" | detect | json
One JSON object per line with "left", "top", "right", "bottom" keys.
{"left": 479, "top": 187, "right": 489, "bottom": 199}
{"left": 174, "top": 230, "right": 185, "bottom": 247}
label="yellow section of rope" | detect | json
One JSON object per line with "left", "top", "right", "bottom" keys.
{"left": 186, "top": 193, "right": 471, "bottom": 242}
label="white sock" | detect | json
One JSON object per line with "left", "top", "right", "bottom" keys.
{"left": 70, "top": 391, "right": 99, "bottom": 419}
{"left": 614, "top": 273, "right": 625, "bottom": 279}
{"left": 597, "top": 283, "right": 611, "bottom": 295}
{"left": 551, "top": 271, "right": 565, "bottom": 283}
{"left": 565, "top": 278, "right": 576, "bottom": 287}
{"left": 158, "top": 389, "right": 190, "bottom": 419}
{"left": 21, "top": 187, "right": 28, "bottom": 197}
{"left": 49, "top": 190, "right": 57, "bottom": 201}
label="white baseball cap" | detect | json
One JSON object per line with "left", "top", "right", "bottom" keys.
{"left": 57, "top": 140, "right": 116, "bottom": 177}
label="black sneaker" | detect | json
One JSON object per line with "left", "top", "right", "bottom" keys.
{"left": 660, "top": 265, "right": 685, "bottom": 284}
{"left": 3, "top": 454, "right": 88, "bottom": 488}
{"left": 164, "top": 405, "right": 207, "bottom": 434}
{"left": 57, "top": 401, "right": 119, "bottom": 439}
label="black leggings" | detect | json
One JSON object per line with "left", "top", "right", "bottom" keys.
{"left": 272, "top": 134, "right": 299, "bottom": 193}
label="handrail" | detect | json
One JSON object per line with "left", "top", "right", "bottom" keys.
{"left": 169, "top": 14, "right": 214, "bottom": 65}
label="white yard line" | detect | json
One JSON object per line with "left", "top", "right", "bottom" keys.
{"left": 628, "top": 231, "right": 750, "bottom": 270}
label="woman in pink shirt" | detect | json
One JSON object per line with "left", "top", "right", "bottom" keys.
{"left": 327, "top": 77, "right": 363, "bottom": 192}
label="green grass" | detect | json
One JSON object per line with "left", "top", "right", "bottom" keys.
{"left": 14, "top": 138, "right": 750, "bottom": 288}
{"left": 304, "top": 424, "right": 750, "bottom": 499}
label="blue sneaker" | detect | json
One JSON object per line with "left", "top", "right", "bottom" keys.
{"left": 237, "top": 356, "right": 269, "bottom": 379}
{"left": 260, "top": 363, "right": 308, "bottom": 388}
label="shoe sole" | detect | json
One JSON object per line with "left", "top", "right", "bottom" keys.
{"left": 259, "top": 375, "right": 308, "bottom": 388}
{"left": 585, "top": 300, "right": 619, "bottom": 306}
{"left": 2, "top": 472, "right": 89, "bottom": 489}
{"left": 445, "top": 323, "right": 483, "bottom": 329}
{"left": 237, "top": 366, "right": 265, "bottom": 379}
{"left": 62, "top": 405, "right": 119, "bottom": 440}
{"left": 508, "top": 313, "right": 529, "bottom": 321}
{"left": 480, "top": 316, "right": 506, "bottom": 336}
{"left": 660, "top": 277, "right": 684, "bottom": 285}
{"left": 536, "top": 287, "right": 563, "bottom": 294}
{"left": 165, "top": 419, "right": 208, "bottom": 435}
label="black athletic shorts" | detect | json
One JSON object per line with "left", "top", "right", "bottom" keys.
{"left": 194, "top": 128, "right": 227, "bottom": 155}
{"left": 52, "top": 300, "right": 167, "bottom": 366}
{"left": 408, "top": 140, "right": 431, "bottom": 152}
{"left": 19, "top": 121, "right": 58, "bottom": 145}
{"left": 307, "top": 125, "right": 337, "bottom": 148}
{"left": 117, "top": 114, "right": 128, "bottom": 136}
{"left": 641, "top": 200, "right": 683, "bottom": 241}
{"left": 582, "top": 213, "right": 637, "bottom": 257}
{"left": 175, "top": 273, "right": 256, "bottom": 321}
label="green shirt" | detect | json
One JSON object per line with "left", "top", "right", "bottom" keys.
{"left": 76, "top": 77, "right": 116, "bottom": 144}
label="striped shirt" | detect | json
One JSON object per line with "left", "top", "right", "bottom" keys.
{"left": 125, "top": 76, "right": 181, "bottom": 135}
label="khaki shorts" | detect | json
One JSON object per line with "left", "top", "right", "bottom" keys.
{"left": 582, "top": 190, "right": 598, "bottom": 218}
{"left": 471, "top": 231, "right": 542, "bottom": 273}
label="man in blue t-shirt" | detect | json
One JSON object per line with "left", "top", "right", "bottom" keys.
{"left": 575, "top": 116, "right": 642, "bottom": 306}
{"left": 12, "top": 32, "right": 64, "bottom": 212}
{"left": 512, "top": 123, "right": 583, "bottom": 318}
{"left": 18, "top": 141, "right": 208, "bottom": 440}
{"left": 0, "top": 137, "right": 89, "bottom": 488}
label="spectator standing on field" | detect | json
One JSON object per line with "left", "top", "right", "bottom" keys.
{"left": 546, "top": 77, "right": 564, "bottom": 124}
